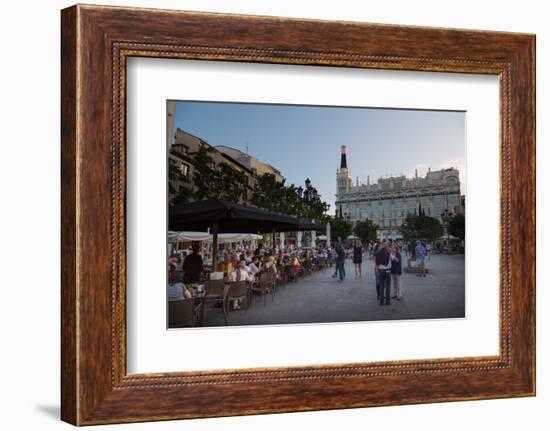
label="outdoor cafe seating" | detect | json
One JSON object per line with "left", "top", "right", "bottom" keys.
{"left": 168, "top": 298, "right": 202, "bottom": 328}
{"left": 168, "top": 253, "right": 334, "bottom": 328}
{"left": 223, "top": 281, "right": 250, "bottom": 323}
{"left": 168, "top": 199, "right": 328, "bottom": 328}
{"left": 250, "top": 271, "right": 276, "bottom": 306}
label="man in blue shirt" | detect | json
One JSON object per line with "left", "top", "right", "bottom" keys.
{"left": 415, "top": 240, "right": 426, "bottom": 277}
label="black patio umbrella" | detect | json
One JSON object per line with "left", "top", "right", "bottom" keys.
{"left": 169, "top": 199, "right": 324, "bottom": 268}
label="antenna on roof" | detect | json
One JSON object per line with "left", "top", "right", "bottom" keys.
{"left": 245, "top": 141, "right": 249, "bottom": 154}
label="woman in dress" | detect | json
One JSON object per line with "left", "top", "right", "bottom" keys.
{"left": 353, "top": 240, "right": 363, "bottom": 279}
{"left": 390, "top": 244, "right": 403, "bottom": 300}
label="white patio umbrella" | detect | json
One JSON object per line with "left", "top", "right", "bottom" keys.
{"left": 167, "top": 231, "right": 210, "bottom": 243}
{"left": 168, "top": 231, "right": 262, "bottom": 244}
{"left": 209, "top": 233, "right": 263, "bottom": 244}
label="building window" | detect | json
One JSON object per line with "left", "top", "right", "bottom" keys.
{"left": 180, "top": 163, "right": 190, "bottom": 178}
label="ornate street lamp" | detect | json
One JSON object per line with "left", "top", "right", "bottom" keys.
{"left": 441, "top": 209, "right": 450, "bottom": 246}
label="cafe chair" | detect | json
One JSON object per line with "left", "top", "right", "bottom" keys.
{"left": 168, "top": 299, "right": 199, "bottom": 328}
{"left": 223, "top": 281, "right": 249, "bottom": 324}
{"left": 286, "top": 264, "right": 297, "bottom": 283}
{"left": 250, "top": 271, "right": 275, "bottom": 306}
{"left": 202, "top": 279, "right": 226, "bottom": 323}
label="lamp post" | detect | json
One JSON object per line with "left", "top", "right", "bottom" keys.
{"left": 441, "top": 209, "right": 450, "bottom": 249}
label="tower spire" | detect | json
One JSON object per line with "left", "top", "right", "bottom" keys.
{"left": 340, "top": 145, "right": 347, "bottom": 169}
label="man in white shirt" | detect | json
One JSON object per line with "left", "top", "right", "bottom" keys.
{"left": 232, "top": 258, "right": 254, "bottom": 282}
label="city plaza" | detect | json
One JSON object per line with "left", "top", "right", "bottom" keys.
{"left": 167, "top": 123, "right": 465, "bottom": 328}
{"left": 198, "top": 252, "right": 465, "bottom": 327}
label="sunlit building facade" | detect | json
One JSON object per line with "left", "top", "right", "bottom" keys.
{"left": 335, "top": 145, "right": 463, "bottom": 239}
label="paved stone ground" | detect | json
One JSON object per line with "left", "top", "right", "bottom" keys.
{"left": 202, "top": 253, "right": 465, "bottom": 327}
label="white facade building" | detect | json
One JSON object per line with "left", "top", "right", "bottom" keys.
{"left": 335, "top": 145, "right": 463, "bottom": 239}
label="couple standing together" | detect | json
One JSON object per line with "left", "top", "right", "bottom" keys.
{"left": 333, "top": 238, "right": 346, "bottom": 282}
{"left": 375, "top": 242, "right": 402, "bottom": 305}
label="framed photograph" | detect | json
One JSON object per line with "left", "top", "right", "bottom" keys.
{"left": 61, "top": 4, "right": 535, "bottom": 425}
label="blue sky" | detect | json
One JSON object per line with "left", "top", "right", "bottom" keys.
{"left": 172, "top": 101, "right": 465, "bottom": 213}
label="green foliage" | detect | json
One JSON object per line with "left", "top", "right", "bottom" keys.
{"left": 217, "top": 162, "right": 248, "bottom": 203}
{"left": 169, "top": 147, "right": 330, "bottom": 221}
{"left": 329, "top": 217, "right": 353, "bottom": 241}
{"left": 191, "top": 145, "right": 219, "bottom": 201}
{"left": 448, "top": 213, "right": 465, "bottom": 241}
{"left": 171, "top": 187, "right": 193, "bottom": 205}
{"left": 168, "top": 158, "right": 192, "bottom": 206}
{"left": 251, "top": 173, "right": 330, "bottom": 222}
{"left": 400, "top": 214, "right": 444, "bottom": 242}
{"left": 252, "top": 173, "right": 286, "bottom": 212}
{"left": 354, "top": 218, "right": 379, "bottom": 243}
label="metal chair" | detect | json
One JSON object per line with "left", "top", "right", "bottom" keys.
{"left": 223, "top": 281, "right": 249, "bottom": 324}
{"left": 277, "top": 264, "right": 286, "bottom": 285}
{"left": 303, "top": 259, "right": 313, "bottom": 276}
{"left": 203, "top": 279, "right": 226, "bottom": 325}
{"left": 168, "top": 299, "right": 199, "bottom": 328}
{"left": 286, "top": 264, "right": 297, "bottom": 282}
{"left": 250, "top": 271, "right": 275, "bottom": 306}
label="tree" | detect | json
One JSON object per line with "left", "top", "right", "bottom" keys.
{"left": 191, "top": 145, "right": 219, "bottom": 201}
{"left": 252, "top": 173, "right": 285, "bottom": 212}
{"left": 168, "top": 158, "right": 192, "bottom": 206}
{"left": 448, "top": 213, "right": 465, "bottom": 241}
{"left": 329, "top": 217, "right": 353, "bottom": 241}
{"left": 252, "top": 174, "right": 330, "bottom": 222}
{"left": 354, "top": 218, "right": 379, "bottom": 243}
{"left": 217, "top": 162, "right": 248, "bottom": 203}
{"left": 400, "top": 214, "right": 443, "bottom": 242}
{"left": 171, "top": 185, "right": 193, "bottom": 206}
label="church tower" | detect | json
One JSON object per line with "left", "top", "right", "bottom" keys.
{"left": 336, "top": 145, "right": 353, "bottom": 198}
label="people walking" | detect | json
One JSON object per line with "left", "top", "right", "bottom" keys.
{"left": 390, "top": 244, "right": 402, "bottom": 300}
{"left": 372, "top": 242, "right": 381, "bottom": 298}
{"left": 415, "top": 240, "right": 426, "bottom": 277}
{"left": 353, "top": 240, "right": 363, "bottom": 278}
{"left": 375, "top": 242, "right": 392, "bottom": 305}
{"left": 332, "top": 237, "right": 342, "bottom": 278}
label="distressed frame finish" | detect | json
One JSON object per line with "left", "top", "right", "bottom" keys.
{"left": 61, "top": 4, "right": 535, "bottom": 426}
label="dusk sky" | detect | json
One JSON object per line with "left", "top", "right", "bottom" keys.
{"left": 172, "top": 101, "right": 465, "bottom": 213}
